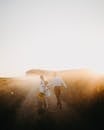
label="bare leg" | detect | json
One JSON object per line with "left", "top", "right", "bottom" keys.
{"left": 44, "top": 97, "right": 48, "bottom": 110}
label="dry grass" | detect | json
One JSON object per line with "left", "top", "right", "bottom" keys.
{"left": 0, "top": 70, "right": 104, "bottom": 130}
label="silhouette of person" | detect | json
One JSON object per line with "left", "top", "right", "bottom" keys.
{"left": 47, "top": 73, "right": 67, "bottom": 110}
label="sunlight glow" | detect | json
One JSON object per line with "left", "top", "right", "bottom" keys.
{"left": 0, "top": 0, "right": 104, "bottom": 76}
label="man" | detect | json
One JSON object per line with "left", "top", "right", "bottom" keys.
{"left": 47, "top": 74, "right": 67, "bottom": 110}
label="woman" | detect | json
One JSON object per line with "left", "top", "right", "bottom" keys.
{"left": 38, "top": 75, "right": 50, "bottom": 110}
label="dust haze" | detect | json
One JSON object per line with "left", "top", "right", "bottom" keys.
{"left": 0, "top": 69, "right": 104, "bottom": 130}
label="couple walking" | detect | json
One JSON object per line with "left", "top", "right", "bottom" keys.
{"left": 38, "top": 73, "right": 67, "bottom": 111}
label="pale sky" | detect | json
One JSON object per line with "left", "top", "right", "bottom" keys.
{"left": 0, "top": 0, "right": 104, "bottom": 76}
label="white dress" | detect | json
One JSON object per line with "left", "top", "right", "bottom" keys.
{"left": 40, "top": 80, "right": 50, "bottom": 97}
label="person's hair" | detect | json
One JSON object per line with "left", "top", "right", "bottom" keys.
{"left": 45, "top": 81, "right": 48, "bottom": 85}
{"left": 54, "top": 72, "right": 57, "bottom": 77}
{"left": 40, "top": 75, "right": 44, "bottom": 80}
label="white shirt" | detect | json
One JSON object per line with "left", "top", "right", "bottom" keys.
{"left": 47, "top": 76, "right": 67, "bottom": 88}
{"left": 39, "top": 80, "right": 50, "bottom": 96}
{"left": 40, "top": 80, "right": 45, "bottom": 93}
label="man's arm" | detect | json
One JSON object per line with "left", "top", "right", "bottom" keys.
{"left": 61, "top": 79, "right": 67, "bottom": 88}
{"left": 47, "top": 80, "right": 54, "bottom": 87}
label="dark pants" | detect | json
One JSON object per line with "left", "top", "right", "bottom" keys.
{"left": 54, "top": 86, "right": 62, "bottom": 109}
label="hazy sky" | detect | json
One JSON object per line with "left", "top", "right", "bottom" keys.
{"left": 0, "top": 0, "right": 104, "bottom": 76}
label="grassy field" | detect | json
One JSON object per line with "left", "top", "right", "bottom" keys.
{"left": 0, "top": 70, "right": 104, "bottom": 130}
